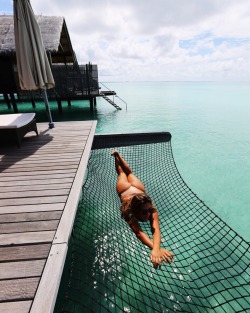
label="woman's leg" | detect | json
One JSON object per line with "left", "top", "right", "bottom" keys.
{"left": 112, "top": 150, "right": 132, "bottom": 176}
{"left": 112, "top": 151, "right": 145, "bottom": 192}
{"left": 113, "top": 154, "right": 131, "bottom": 195}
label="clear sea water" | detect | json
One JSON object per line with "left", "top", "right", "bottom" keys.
{"left": 96, "top": 81, "right": 250, "bottom": 242}
{"left": 1, "top": 81, "right": 249, "bottom": 241}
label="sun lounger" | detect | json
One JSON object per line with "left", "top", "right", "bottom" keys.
{"left": 0, "top": 113, "right": 38, "bottom": 147}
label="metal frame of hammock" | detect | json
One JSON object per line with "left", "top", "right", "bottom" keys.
{"left": 54, "top": 132, "right": 250, "bottom": 313}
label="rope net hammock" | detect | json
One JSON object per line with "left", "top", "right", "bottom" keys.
{"left": 55, "top": 133, "right": 250, "bottom": 313}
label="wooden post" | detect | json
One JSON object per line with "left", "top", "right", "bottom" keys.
{"left": 3, "top": 94, "right": 11, "bottom": 109}
{"left": 89, "top": 97, "right": 94, "bottom": 112}
{"left": 57, "top": 99, "right": 62, "bottom": 113}
{"left": 86, "top": 63, "right": 91, "bottom": 98}
{"left": 30, "top": 91, "right": 36, "bottom": 108}
{"left": 10, "top": 93, "right": 18, "bottom": 113}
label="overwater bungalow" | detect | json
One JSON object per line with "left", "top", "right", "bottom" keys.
{"left": 0, "top": 15, "right": 119, "bottom": 113}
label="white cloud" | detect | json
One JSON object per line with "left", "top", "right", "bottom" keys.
{"left": 3, "top": 0, "right": 250, "bottom": 81}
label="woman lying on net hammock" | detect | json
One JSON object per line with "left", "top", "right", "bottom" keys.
{"left": 112, "top": 150, "right": 174, "bottom": 268}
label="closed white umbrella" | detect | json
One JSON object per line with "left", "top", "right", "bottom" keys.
{"left": 13, "top": 0, "right": 55, "bottom": 128}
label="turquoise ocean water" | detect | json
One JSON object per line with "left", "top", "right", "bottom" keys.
{"left": 1, "top": 81, "right": 249, "bottom": 241}
{"left": 97, "top": 81, "right": 250, "bottom": 242}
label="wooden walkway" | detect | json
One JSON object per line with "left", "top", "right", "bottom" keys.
{"left": 0, "top": 120, "right": 97, "bottom": 313}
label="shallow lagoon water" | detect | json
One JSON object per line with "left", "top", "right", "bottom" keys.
{"left": 95, "top": 81, "right": 250, "bottom": 242}
{"left": 1, "top": 81, "right": 249, "bottom": 240}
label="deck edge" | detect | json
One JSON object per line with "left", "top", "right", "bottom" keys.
{"left": 53, "top": 120, "right": 97, "bottom": 244}
{"left": 29, "top": 243, "right": 67, "bottom": 313}
{"left": 29, "top": 120, "right": 97, "bottom": 313}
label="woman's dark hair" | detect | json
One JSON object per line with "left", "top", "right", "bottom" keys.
{"left": 121, "top": 193, "right": 156, "bottom": 224}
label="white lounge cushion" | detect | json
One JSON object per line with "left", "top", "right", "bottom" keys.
{"left": 0, "top": 113, "right": 36, "bottom": 129}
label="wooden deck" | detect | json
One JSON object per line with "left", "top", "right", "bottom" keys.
{"left": 0, "top": 120, "right": 97, "bottom": 313}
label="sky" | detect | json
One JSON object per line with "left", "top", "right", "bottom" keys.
{"left": 1, "top": 0, "right": 250, "bottom": 82}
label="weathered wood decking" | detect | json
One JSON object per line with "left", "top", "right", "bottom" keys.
{"left": 0, "top": 120, "right": 97, "bottom": 313}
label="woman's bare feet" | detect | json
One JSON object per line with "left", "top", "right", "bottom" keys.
{"left": 111, "top": 150, "right": 119, "bottom": 157}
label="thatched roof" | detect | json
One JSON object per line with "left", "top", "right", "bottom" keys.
{"left": 0, "top": 15, "right": 76, "bottom": 63}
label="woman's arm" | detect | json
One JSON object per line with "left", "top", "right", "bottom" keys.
{"left": 129, "top": 221, "right": 154, "bottom": 249}
{"left": 129, "top": 216, "right": 166, "bottom": 267}
{"left": 129, "top": 213, "right": 174, "bottom": 267}
{"left": 149, "top": 212, "right": 163, "bottom": 265}
{"left": 150, "top": 212, "right": 174, "bottom": 264}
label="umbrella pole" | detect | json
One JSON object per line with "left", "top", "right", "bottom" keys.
{"left": 41, "top": 89, "right": 54, "bottom": 129}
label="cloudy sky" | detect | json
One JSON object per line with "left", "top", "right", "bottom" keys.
{"left": 2, "top": 0, "right": 250, "bottom": 81}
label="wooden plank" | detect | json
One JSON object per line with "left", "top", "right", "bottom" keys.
{"left": 0, "top": 178, "right": 73, "bottom": 188}
{"left": 21, "top": 139, "right": 87, "bottom": 144}
{"left": 0, "top": 169, "right": 76, "bottom": 179}
{"left": 25, "top": 138, "right": 88, "bottom": 143}
{"left": 0, "top": 149, "right": 82, "bottom": 163}
{"left": 24, "top": 133, "right": 89, "bottom": 140}
{"left": 54, "top": 121, "right": 97, "bottom": 244}
{"left": 0, "top": 189, "right": 70, "bottom": 200}
{"left": 0, "top": 259, "right": 46, "bottom": 279}
{"left": 0, "top": 244, "right": 51, "bottom": 262}
{"left": 0, "top": 160, "right": 76, "bottom": 169}
{"left": 1, "top": 162, "right": 79, "bottom": 172}
{"left": 28, "top": 130, "right": 90, "bottom": 135}
{"left": 0, "top": 141, "right": 86, "bottom": 150}
{"left": 26, "top": 136, "right": 89, "bottom": 141}
{"left": 0, "top": 158, "right": 81, "bottom": 167}
{"left": 0, "top": 183, "right": 71, "bottom": 193}
{"left": 33, "top": 126, "right": 91, "bottom": 132}
{"left": 0, "top": 301, "right": 32, "bottom": 313}
{"left": 4, "top": 146, "right": 84, "bottom": 154}
{"left": 34, "top": 121, "right": 93, "bottom": 128}
{"left": 0, "top": 277, "right": 39, "bottom": 301}
{"left": 0, "top": 189, "right": 70, "bottom": 199}
{"left": 30, "top": 243, "right": 67, "bottom": 313}
{"left": 2, "top": 143, "right": 87, "bottom": 151}
{"left": 0, "top": 152, "right": 82, "bottom": 161}
{"left": 0, "top": 147, "right": 84, "bottom": 156}
{"left": 0, "top": 195, "right": 67, "bottom": 207}
{"left": 0, "top": 231, "right": 55, "bottom": 246}
{"left": 0, "top": 211, "right": 62, "bottom": 223}
{"left": 0, "top": 167, "right": 77, "bottom": 178}
{"left": 0, "top": 165, "right": 76, "bottom": 173}
{"left": 0, "top": 203, "right": 64, "bottom": 215}
{"left": 25, "top": 131, "right": 89, "bottom": 136}
{"left": 0, "top": 220, "right": 59, "bottom": 234}
{"left": 38, "top": 122, "right": 93, "bottom": 128}
{"left": 13, "top": 133, "right": 90, "bottom": 141}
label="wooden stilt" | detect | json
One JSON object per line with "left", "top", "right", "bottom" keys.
{"left": 89, "top": 98, "right": 94, "bottom": 112}
{"left": 57, "top": 99, "right": 62, "bottom": 113}
{"left": 10, "top": 93, "right": 18, "bottom": 113}
{"left": 3, "top": 94, "right": 11, "bottom": 109}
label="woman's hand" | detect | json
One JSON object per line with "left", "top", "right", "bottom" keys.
{"left": 160, "top": 249, "right": 174, "bottom": 264}
{"left": 150, "top": 249, "right": 162, "bottom": 268}
{"left": 150, "top": 248, "right": 174, "bottom": 268}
